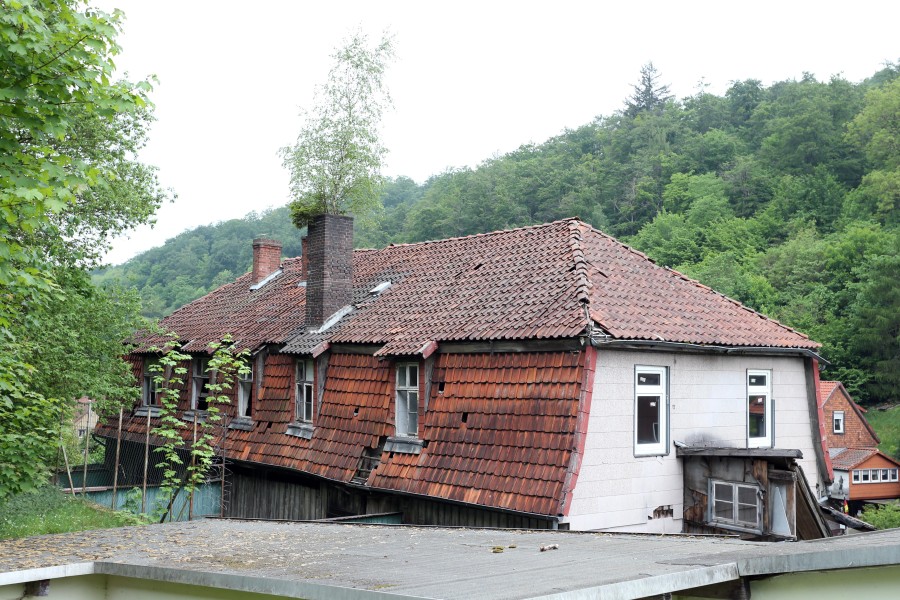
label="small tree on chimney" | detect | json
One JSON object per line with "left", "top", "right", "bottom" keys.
{"left": 280, "top": 30, "right": 395, "bottom": 229}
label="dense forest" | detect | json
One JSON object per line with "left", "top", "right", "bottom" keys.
{"left": 95, "top": 64, "right": 900, "bottom": 404}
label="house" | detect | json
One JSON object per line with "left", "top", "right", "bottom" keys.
{"left": 96, "top": 216, "right": 831, "bottom": 538}
{"left": 820, "top": 380, "right": 880, "bottom": 452}
{"left": 820, "top": 381, "right": 900, "bottom": 509}
{"left": 6, "top": 520, "right": 900, "bottom": 600}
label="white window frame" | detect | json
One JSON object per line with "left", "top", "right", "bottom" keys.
{"left": 237, "top": 362, "right": 254, "bottom": 419}
{"left": 709, "top": 480, "right": 761, "bottom": 532}
{"left": 395, "top": 363, "right": 419, "bottom": 438}
{"left": 142, "top": 359, "right": 162, "bottom": 407}
{"left": 853, "top": 468, "right": 900, "bottom": 484}
{"left": 192, "top": 357, "right": 211, "bottom": 411}
{"left": 833, "top": 410, "right": 845, "bottom": 434}
{"left": 747, "top": 369, "right": 773, "bottom": 448}
{"left": 634, "top": 366, "right": 668, "bottom": 456}
{"left": 295, "top": 359, "right": 314, "bottom": 423}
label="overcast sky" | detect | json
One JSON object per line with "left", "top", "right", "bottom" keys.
{"left": 97, "top": 0, "right": 899, "bottom": 265}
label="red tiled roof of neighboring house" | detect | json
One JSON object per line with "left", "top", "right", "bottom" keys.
{"left": 818, "top": 381, "right": 839, "bottom": 407}
{"left": 830, "top": 448, "right": 896, "bottom": 471}
{"left": 138, "top": 218, "right": 817, "bottom": 357}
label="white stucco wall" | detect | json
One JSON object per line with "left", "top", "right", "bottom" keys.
{"left": 564, "top": 348, "right": 820, "bottom": 532}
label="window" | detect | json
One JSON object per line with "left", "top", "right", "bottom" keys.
{"left": 395, "top": 363, "right": 419, "bottom": 437}
{"left": 710, "top": 480, "right": 761, "bottom": 531}
{"left": 295, "top": 359, "right": 314, "bottom": 423}
{"left": 833, "top": 410, "right": 845, "bottom": 434}
{"left": 634, "top": 366, "right": 668, "bottom": 456}
{"left": 747, "top": 370, "right": 772, "bottom": 448}
{"left": 142, "top": 359, "right": 162, "bottom": 407}
{"left": 237, "top": 363, "right": 253, "bottom": 419}
{"left": 192, "top": 357, "right": 211, "bottom": 411}
{"left": 852, "top": 468, "right": 900, "bottom": 483}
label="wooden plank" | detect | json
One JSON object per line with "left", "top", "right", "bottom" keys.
{"left": 677, "top": 447, "right": 802, "bottom": 459}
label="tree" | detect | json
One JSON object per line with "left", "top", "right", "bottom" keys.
{"left": 624, "top": 62, "right": 673, "bottom": 117}
{"left": 0, "top": 0, "right": 164, "bottom": 499}
{"left": 281, "top": 30, "right": 395, "bottom": 228}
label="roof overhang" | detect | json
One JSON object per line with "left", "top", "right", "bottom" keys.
{"left": 591, "top": 337, "right": 827, "bottom": 363}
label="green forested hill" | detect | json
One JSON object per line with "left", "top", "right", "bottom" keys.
{"left": 95, "top": 64, "right": 900, "bottom": 404}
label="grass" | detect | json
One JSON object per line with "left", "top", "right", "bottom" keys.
{"left": 0, "top": 486, "right": 147, "bottom": 540}
{"left": 863, "top": 405, "right": 900, "bottom": 460}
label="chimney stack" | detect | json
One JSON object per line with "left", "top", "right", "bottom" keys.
{"left": 300, "top": 236, "right": 309, "bottom": 280}
{"left": 251, "top": 238, "right": 282, "bottom": 284}
{"left": 305, "top": 214, "right": 353, "bottom": 328}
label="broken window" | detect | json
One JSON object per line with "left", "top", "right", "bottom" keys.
{"left": 192, "top": 357, "right": 211, "bottom": 411}
{"left": 710, "top": 480, "right": 761, "bottom": 531}
{"left": 237, "top": 362, "right": 253, "bottom": 419}
{"left": 634, "top": 366, "right": 667, "bottom": 456}
{"left": 747, "top": 370, "right": 772, "bottom": 448}
{"left": 396, "top": 363, "right": 419, "bottom": 437}
{"left": 142, "top": 358, "right": 162, "bottom": 407}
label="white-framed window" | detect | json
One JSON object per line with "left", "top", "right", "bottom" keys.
{"left": 747, "top": 370, "right": 772, "bottom": 448}
{"left": 142, "top": 359, "right": 162, "bottom": 407}
{"left": 634, "top": 366, "right": 668, "bottom": 456}
{"left": 395, "top": 363, "right": 419, "bottom": 437}
{"left": 833, "top": 410, "right": 845, "bottom": 434}
{"left": 237, "top": 362, "right": 253, "bottom": 419}
{"left": 295, "top": 359, "right": 314, "bottom": 423}
{"left": 852, "top": 468, "right": 899, "bottom": 483}
{"left": 710, "top": 480, "right": 761, "bottom": 531}
{"left": 192, "top": 357, "right": 211, "bottom": 411}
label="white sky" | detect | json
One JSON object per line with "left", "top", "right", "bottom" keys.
{"left": 98, "top": 0, "right": 900, "bottom": 265}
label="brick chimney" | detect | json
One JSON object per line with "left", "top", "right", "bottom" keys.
{"left": 305, "top": 214, "right": 353, "bottom": 328}
{"left": 251, "top": 238, "right": 282, "bottom": 284}
{"left": 300, "top": 236, "right": 309, "bottom": 280}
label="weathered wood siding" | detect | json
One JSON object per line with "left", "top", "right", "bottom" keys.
{"left": 224, "top": 465, "right": 554, "bottom": 528}
{"left": 565, "top": 349, "right": 819, "bottom": 532}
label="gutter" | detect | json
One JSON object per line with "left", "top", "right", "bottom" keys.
{"left": 590, "top": 336, "right": 827, "bottom": 363}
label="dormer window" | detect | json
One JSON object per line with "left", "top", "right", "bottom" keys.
{"left": 237, "top": 364, "right": 253, "bottom": 418}
{"left": 296, "top": 359, "right": 314, "bottom": 423}
{"left": 192, "top": 357, "right": 211, "bottom": 411}
{"left": 396, "top": 363, "right": 419, "bottom": 437}
{"left": 142, "top": 359, "right": 162, "bottom": 407}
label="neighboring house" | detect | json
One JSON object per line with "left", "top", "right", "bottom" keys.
{"left": 830, "top": 448, "right": 900, "bottom": 504}
{"left": 96, "top": 216, "right": 831, "bottom": 538}
{"left": 818, "top": 381, "right": 900, "bottom": 507}
{"left": 820, "top": 380, "right": 880, "bottom": 452}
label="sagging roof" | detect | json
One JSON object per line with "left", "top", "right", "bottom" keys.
{"left": 137, "top": 218, "right": 817, "bottom": 356}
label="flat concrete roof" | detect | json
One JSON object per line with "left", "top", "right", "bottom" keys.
{"left": 3, "top": 520, "right": 900, "bottom": 599}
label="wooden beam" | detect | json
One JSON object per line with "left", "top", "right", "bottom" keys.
{"left": 676, "top": 447, "right": 802, "bottom": 459}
